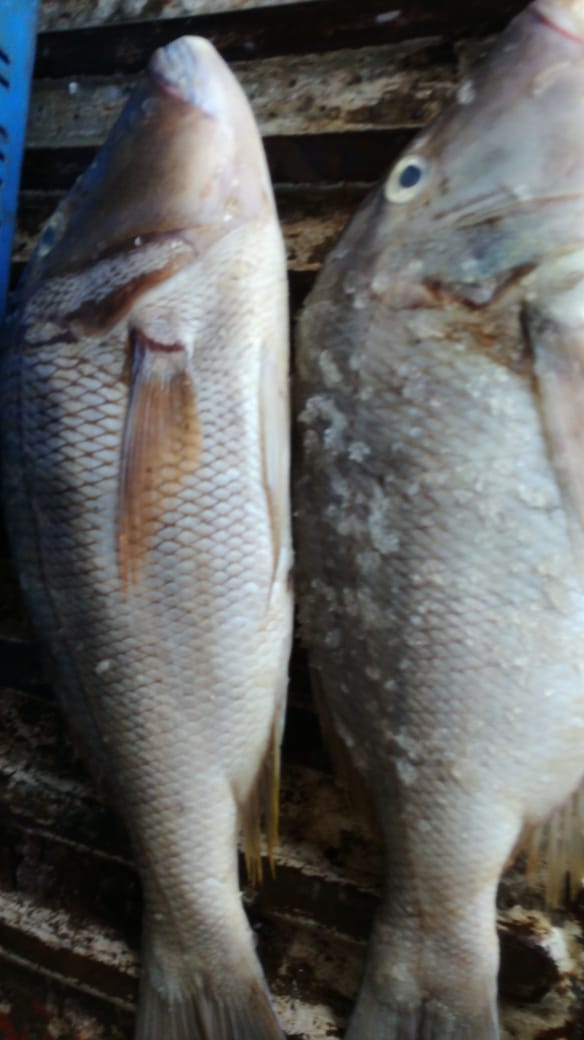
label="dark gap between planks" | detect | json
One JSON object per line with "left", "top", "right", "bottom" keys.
{"left": 34, "top": 0, "right": 524, "bottom": 78}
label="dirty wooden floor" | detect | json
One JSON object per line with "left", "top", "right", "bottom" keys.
{"left": 1, "top": 1, "right": 584, "bottom": 1037}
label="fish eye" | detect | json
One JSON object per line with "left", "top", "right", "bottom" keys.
{"left": 384, "top": 155, "right": 431, "bottom": 204}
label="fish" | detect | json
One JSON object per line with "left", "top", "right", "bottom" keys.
{"left": 1, "top": 35, "right": 293, "bottom": 1040}
{"left": 294, "top": 1, "right": 584, "bottom": 1037}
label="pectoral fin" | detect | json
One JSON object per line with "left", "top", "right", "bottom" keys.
{"left": 118, "top": 328, "right": 202, "bottom": 590}
{"left": 524, "top": 293, "right": 584, "bottom": 546}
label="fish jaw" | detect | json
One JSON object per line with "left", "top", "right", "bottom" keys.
{"left": 26, "top": 35, "right": 273, "bottom": 288}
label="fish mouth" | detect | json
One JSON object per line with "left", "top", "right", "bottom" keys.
{"left": 532, "top": 2, "right": 584, "bottom": 45}
{"left": 148, "top": 36, "right": 221, "bottom": 114}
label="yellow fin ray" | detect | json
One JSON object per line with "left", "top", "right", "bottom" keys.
{"left": 241, "top": 723, "right": 281, "bottom": 886}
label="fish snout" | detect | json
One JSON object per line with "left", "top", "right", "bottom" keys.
{"left": 148, "top": 36, "right": 224, "bottom": 114}
{"left": 533, "top": 0, "right": 584, "bottom": 44}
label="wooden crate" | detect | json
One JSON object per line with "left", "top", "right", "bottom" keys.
{"left": 1, "top": 1, "right": 583, "bottom": 1036}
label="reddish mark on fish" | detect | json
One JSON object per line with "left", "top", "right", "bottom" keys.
{"left": 533, "top": 8, "right": 584, "bottom": 46}
{"left": 130, "top": 328, "right": 184, "bottom": 356}
{"left": 145, "top": 339, "right": 184, "bottom": 354}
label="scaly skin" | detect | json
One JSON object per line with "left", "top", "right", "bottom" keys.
{"left": 2, "top": 37, "right": 292, "bottom": 1040}
{"left": 295, "top": 3, "right": 584, "bottom": 1037}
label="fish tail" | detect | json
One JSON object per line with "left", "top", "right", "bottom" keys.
{"left": 135, "top": 963, "right": 285, "bottom": 1040}
{"left": 345, "top": 985, "right": 500, "bottom": 1040}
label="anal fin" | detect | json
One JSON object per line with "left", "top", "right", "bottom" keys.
{"left": 118, "top": 328, "right": 202, "bottom": 590}
{"left": 241, "top": 721, "right": 281, "bottom": 886}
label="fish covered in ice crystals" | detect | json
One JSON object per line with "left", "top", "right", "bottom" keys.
{"left": 295, "top": 1, "right": 584, "bottom": 1037}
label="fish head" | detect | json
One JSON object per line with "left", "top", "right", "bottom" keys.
{"left": 26, "top": 36, "right": 273, "bottom": 287}
{"left": 306, "top": 0, "right": 584, "bottom": 576}
{"left": 333, "top": 0, "right": 584, "bottom": 305}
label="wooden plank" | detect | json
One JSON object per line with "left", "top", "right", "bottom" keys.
{"left": 27, "top": 40, "right": 456, "bottom": 149}
{"left": 18, "top": 130, "right": 415, "bottom": 195}
{"left": 39, "top": 0, "right": 324, "bottom": 33}
{"left": 34, "top": 1, "right": 524, "bottom": 78}
{"left": 0, "top": 888, "right": 353, "bottom": 1039}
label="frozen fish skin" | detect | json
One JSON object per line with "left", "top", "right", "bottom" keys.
{"left": 295, "top": 2, "right": 584, "bottom": 1038}
{"left": 1, "top": 36, "right": 292, "bottom": 1040}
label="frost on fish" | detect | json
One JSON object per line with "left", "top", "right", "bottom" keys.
{"left": 2, "top": 34, "right": 292, "bottom": 1040}
{"left": 295, "top": 2, "right": 584, "bottom": 1039}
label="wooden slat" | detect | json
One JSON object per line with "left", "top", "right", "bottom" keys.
{"left": 39, "top": 0, "right": 325, "bottom": 33}
{"left": 27, "top": 40, "right": 456, "bottom": 148}
{"left": 18, "top": 131, "right": 415, "bottom": 195}
{"left": 34, "top": 1, "right": 524, "bottom": 78}
{"left": 0, "top": 886, "right": 354, "bottom": 1039}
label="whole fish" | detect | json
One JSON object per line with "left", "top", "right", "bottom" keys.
{"left": 1, "top": 36, "right": 292, "bottom": 1040}
{"left": 294, "top": 1, "right": 584, "bottom": 1037}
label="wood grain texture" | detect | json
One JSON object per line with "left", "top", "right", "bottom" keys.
{"left": 27, "top": 40, "right": 456, "bottom": 148}
{"left": 35, "top": 0, "right": 522, "bottom": 77}
{"left": 39, "top": 0, "right": 325, "bottom": 33}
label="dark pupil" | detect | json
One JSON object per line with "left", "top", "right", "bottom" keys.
{"left": 399, "top": 163, "right": 423, "bottom": 189}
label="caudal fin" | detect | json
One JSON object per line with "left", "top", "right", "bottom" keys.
{"left": 135, "top": 967, "right": 284, "bottom": 1040}
{"left": 345, "top": 983, "right": 499, "bottom": 1040}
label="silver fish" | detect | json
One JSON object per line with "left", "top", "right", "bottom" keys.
{"left": 294, "top": 2, "right": 584, "bottom": 1037}
{"left": 1, "top": 36, "right": 292, "bottom": 1040}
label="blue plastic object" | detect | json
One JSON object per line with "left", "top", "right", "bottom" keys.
{"left": 0, "top": 0, "right": 40, "bottom": 318}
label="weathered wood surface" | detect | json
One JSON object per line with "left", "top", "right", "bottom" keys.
{"left": 2, "top": 0, "right": 584, "bottom": 1037}
{"left": 34, "top": 1, "right": 521, "bottom": 77}
{"left": 39, "top": 0, "right": 324, "bottom": 33}
{"left": 38, "top": 0, "right": 521, "bottom": 34}
{"left": 28, "top": 40, "right": 457, "bottom": 145}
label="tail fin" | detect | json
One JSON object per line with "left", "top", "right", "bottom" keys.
{"left": 135, "top": 968, "right": 284, "bottom": 1040}
{"left": 345, "top": 988, "right": 499, "bottom": 1040}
